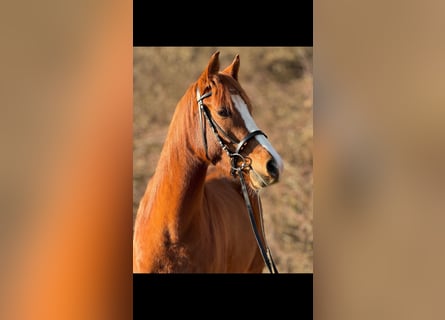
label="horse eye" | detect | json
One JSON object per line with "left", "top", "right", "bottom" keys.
{"left": 217, "top": 108, "right": 231, "bottom": 118}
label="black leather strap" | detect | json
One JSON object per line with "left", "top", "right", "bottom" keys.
{"left": 238, "top": 168, "right": 279, "bottom": 274}
{"left": 197, "top": 88, "right": 279, "bottom": 273}
{"left": 235, "top": 130, "right": 267, "bottom": 154}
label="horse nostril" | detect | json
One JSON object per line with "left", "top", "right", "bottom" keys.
{"left": 266, "top": 159, "right": 280, "bottom": 180}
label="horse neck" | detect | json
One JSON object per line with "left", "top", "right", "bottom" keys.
{"left": 146, "top": 89, "right": 207, "bottom": 234}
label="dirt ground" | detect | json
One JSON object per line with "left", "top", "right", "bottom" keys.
{"left": 133, "top": 47, "right": 313, "bottom": 273}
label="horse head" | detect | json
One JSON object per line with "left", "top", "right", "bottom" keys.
{"left": 194, "top": 51, "right": 284, "bottom": 190}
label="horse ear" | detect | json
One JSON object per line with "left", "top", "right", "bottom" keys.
{"left": 222, "top": 54, "right": 240, "bottom": 80}
{"left": 199, "top": 51, "right": 220, "bottom": 84}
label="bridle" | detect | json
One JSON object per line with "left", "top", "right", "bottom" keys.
{"left": 197, "top": 88, "right": 279, "bottom": 274}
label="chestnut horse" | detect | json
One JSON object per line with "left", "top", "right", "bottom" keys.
{"left": 133, "top": 51, "right": 284, "bottom": 273}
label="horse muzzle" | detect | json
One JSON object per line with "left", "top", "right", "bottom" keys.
{"left": 248, "top": 156, "right": 283, "bottom": 190}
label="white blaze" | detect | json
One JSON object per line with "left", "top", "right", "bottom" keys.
{"left": 231, "top": 94, "right": 284, "bottom": 173}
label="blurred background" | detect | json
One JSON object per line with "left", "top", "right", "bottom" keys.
{"left": 315, "top": 1, "right": 445, "bottom": 319}
{"left": 133, "top": 47, "right": 313, "bottom": 273}
{"left": 0, "top": 1, "right": 132, "bottom": 319}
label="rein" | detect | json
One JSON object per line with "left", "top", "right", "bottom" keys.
{"left": 197, "top": 89, "right": 279, "bottom": 274}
